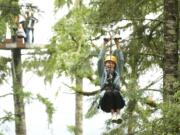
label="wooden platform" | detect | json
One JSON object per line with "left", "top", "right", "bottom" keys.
{"left": 0, "top": 38, "right": 26, "bottom": 49}
{"left": 0, "top": 38, "right": 46, "bottom": 49}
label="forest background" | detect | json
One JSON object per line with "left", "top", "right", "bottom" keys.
{"left": 0, "top": 0, "right": 179, "bottom": 135}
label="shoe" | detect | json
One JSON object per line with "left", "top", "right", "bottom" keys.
{"left": 111, "top": 113, "right": 116, "bottom": 122}
{"left": 116, "top": 114, "right": 122, "bottom": 124}
{"left": 16, "top": 29, "right": 26, "bottom": 38}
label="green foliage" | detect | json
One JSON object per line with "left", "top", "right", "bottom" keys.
{"left": 138, "top": 101, "right": 180, "bottom": 135}
{"left": 102, "top": 125, "right": 124, "bottom": 135}
{"left": 54, "top": 0, "right": 72, "bottom": 9}
{"left": 0, "top": 0, "right": 20, "bottom": 20}
{"left": 67, "top": 124, "right": 85, "bottom": 135}
{"left": 0, "top": 57, "right": 11, "bottom": 84}
{"left": 0, "top": 111, "right": 15, "bottom": 124}
{"left": 37, "top": 94, "right": 55, "bottom": 123}
{"left": 32, "top": 7, "right": 96, "bottom": 83}
{"left": 0, "top": 0, "right": 20, "bottom": 42}
{"left": 162, "top": 103, "right": 180, "bottom": 134}
{"left": 88, "top": 0, "right": 163, "bottom": 35}
{"left": 85, "top": 94, "right": 100, "bottom": 118}
{"left": 174, "top": 90, "right": 180, "bottom": 102}
{"left": 22, "top": 50, "right": 53, "bottom": 83}
{"left": 0, "top": 19, "right": 6, "bottom": 42}
{"left": 67, "top": 125, "right": 76, "bottom": 134}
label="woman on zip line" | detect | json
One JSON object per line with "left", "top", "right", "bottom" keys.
{"left": 98, "top": 34, "right": 125, "bottom": 123}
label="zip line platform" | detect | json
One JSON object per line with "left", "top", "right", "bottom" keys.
{"left": 0, "top": 38, "right": 46, "bottom": 50}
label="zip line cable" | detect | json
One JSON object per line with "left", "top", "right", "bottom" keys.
{"left": 107, "top": 24, "right": 114, "bottom": 57}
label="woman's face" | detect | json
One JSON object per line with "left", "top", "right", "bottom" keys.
{"left": 105, "top": 61, "right": 116, "bottom": 72}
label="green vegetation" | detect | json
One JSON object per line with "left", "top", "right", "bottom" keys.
{"left": 0, "top": 0, "right": 179, "bottom": 134}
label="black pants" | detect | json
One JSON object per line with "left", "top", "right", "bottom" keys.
{"left": 100, "top": 90, "right": 125, "bottom": 113}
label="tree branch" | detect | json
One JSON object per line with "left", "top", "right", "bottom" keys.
{"left": 141, "top": 76, "right": 163, "bottom": 90}
{"left": 69, "top": 33, "right": 79, "bottom": 46}
{"left": 63, "top": 83, "right": 100, "bottom": 96}
{"left": 140, "top": 88, "right": 162, "bottom": 93}
{"left": 87, "top": 18, "right": 164, "bottom": 25}
{"left": 0, "top": 93, "right": 13, "bottom": 98}
{"left": 0, "top": 111, "right": 14, "bottom": 124}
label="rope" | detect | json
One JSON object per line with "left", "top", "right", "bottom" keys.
{"left": 106, "top": 24, "right": 115, "bottom": 57}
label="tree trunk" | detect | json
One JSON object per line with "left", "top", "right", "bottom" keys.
{"left": 74, "top": 1, "right": 83, "bottom": 135}
{"left": 74, "top": 0, "right": 82, "bottom": 8}
{"left": 163, "top": 0, "right": 179, "bottom": 101}
{"left": 12, "top": 49, "right": 26, "bottom": 135}
{"left": 75, "top": 77, "right": 83, "bottom": 135}
{"left": 127, "top": 76, "right": 138, "bottom": 135}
